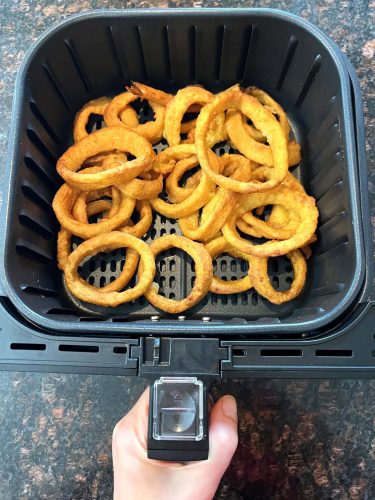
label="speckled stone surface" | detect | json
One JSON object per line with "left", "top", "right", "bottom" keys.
{"left": 0, "top": 1, "right": 374, "bottom": 499}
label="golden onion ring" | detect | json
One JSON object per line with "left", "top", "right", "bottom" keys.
{"left": 139, "top": 235, "right": 213, "bottom": 313}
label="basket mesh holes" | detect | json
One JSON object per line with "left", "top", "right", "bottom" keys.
{"left": 231, "top": 260, "right": 237, "bottom": 272}
{"left": 88, "top": 276, "right": 95, "bottom": 285}
{"left": 160, "top": 228, "right": 167, "bottom": 236}
{"left": 100, "top": 260, "right": 107, "bottom": 272}
{"left": 110, "top": 260, "right": 116, "bottom": 272}
{"left": 169, "top": 276, "right": 176, "bottom": 288}
{"left": 241, "top": 293, "right": 248, "bottom": 305}
{"left": 272, "top": 276, "right": 280, "bottom": 289}
{"left": 252, "top": 293, "right": 259, "bottom": 306}
{"left": 169, "top": 259, "right": 176, "bottom": 271}
{"left": 100, "top": 276, "right": 106, "bottom": 287}
{"left": 286, "top": 276, "right": 293, "bottom": 284}
{"left": 160, "top": 259, "right": 166, "bottom": 272}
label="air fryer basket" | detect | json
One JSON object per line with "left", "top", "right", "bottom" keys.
{"left": 0, "top": 9, "right": 369, "bottom": 336}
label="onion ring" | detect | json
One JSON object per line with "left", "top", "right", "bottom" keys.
{"left": 139, "top": 235, "right": 213, "bottom": 313}
{"left": 104, "top": 91, "right": 165, "bottom": 144}
{"left": 64, "top": 232, "right": 156, "bottom": 307}
{"left": 245, "top": 86, "right": 290, "bottom": 138}
{"left": 73, "top": 96, "right": 111, "bottom": 143}
{"left": 205, "top": 237, "right": 254, "bottom": 294}
{"left": 196, "top": 89, "right": 288, "bottom": 192}
{"left": 164, "top": 87, "right": 227, "bottom": 147}
{"left": 165, "top": 158, "right": 202, "bottom": 202}
{"left": 226, "top": 110, "right": 300, "bottom": 167}
{"left": 152, "top": 144, "right": 196, "bottom": 174}
{"left": 150, "top": 154, "right": 218, "bottom": 219}
{"left": 53, "top": 184, "right": 136, "bottom": 239}
{"left": 118, "top": 170, "right": 163, "bottom": 200}
{"left": 179, "top": 156, "right": 250, "bottom": 241}
{"left": 119, "top": 106, "right": 139, "bottom": 128}
{"left": 249, "top": 250, "right": 307, "bottom": 304}
{"left": 119, "top": 200, "right": 153, "bottom": 238}
{"left": 222, "top": 185, "right": 318, "bottom": 257}
{"left": 57, "top": 199, "right": 112, "bottom": 270}
{"left": 57, "top": 127, "right": 153, "bottom": 190}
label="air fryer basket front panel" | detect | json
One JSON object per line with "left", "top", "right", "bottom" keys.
{"left": 1, "top": 9, "right": 366, "bottom": 335}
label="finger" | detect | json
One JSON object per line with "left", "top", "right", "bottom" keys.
{"left": 113, "top": 387, "right": 150, "bottom": 454}
{"left": 207, "top": 395, "right": 238, "bottom": 475}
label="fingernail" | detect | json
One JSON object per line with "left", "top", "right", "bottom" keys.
{"left": 222, "top": 395, "right": 237, "bottom": 422}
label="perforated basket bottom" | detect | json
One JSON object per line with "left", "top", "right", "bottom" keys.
{"left": 61, "top": 108, "right": 300, "bottom": 321}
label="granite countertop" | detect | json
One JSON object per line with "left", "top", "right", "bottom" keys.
{"left": 0, "top": 1, "right": 374, "bottom": 499}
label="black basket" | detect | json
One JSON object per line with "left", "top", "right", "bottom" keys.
{"left": 0, "top": 9, "right": 374, "bottom": 378}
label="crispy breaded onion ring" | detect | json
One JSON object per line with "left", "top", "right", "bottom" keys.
{"left": 57, "top": 127, "right": 153, "bottom": 190}
{"left": 57, "top": 199, "right": 112, "bottom": 271}
{"left": 53, "top": 184, "right": 136, "bottom": 239}
{"left": 58, "top": 198, "right": 139, "bottom": 294}
{"left": 150, "top": 154, "right": 218, "bottom": 219}
{"left": 139, "top": 235, "right": 213, "bottom": 313}
{"left": 245, "top": 86, "right": 290, "bottom": 137}
{"left": 119, "top": 200, "right": 153, "bottom": 238}
{"left": 164, "top": 87, "right": 227, "bottom": 147}
{"left": 152, "top": 144, "right": 196, "bottom": 175}
{"left": 226, "top": 110, "right": 301, "bottom": 167}
{"left": 64, "top": 232, "right": 155, "bottom": 307}
{"left": 196, "top": 89, "right": 288, "bottom": 192}
{"left": 222, "top": 185, "right": 319, "bottom": 257}
{"left": 179, "top": 156, "right": 250, "bottom": 241}
{"left": 118, "top": 170, "right": 163, "bottom": 200}
{"left": 249, "top": 250, "right": 307, "bottom": 304}
{"left": 103, "top": 91, "right": 165, "bottom": 144}
{"left": 205, "top": 237, "right": 254, "bottom": 294}
{"left": 73, "top": 97, "right": 111, "bottom": 142}
{"left": 165, "top": 157, "right": 202, "bottom": 202}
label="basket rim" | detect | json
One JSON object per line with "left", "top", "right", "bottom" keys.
{"left": 0, "top": 7, "right": 368, "bottom": 335}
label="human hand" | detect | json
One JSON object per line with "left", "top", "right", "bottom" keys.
{"left": 112, "top": 388, "right": 238, "bottom": 500}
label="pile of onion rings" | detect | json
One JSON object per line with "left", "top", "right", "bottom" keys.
{"left": 52, "top": 83, "right": 318, "bottom": 311}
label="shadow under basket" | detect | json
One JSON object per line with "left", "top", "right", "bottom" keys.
{"left": 1, "top": 8, "right": 372, "bottom": 338}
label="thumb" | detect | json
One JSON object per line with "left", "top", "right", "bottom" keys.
{"left": 206, "top": 395, "right": 238, "bottom": 478}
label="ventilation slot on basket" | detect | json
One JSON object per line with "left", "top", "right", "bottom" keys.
{"left": 163, "top": 26, "right": 173, "bottom": 82}
{"left": 310, "top": 283, "right": 345, "bottom": 298}
{"left": 29, "top": 101, "right": 61, "bottom": 145}
{"left": 275, "top": 35, "right": 298, "bottom": 90}
{"left": 46, "top": 308, "right": 78, "bottom": 316}
{"left": 190, "top": 25, "right": 197, "bottom": 81}
{"left": 135, "top": 26, "right": 149, "bottom": 81}
{"left": 19, "top": 213, "right": 54, "bottom": 240}
{"left": 26, "top": 129, "right": 57, "bottom": 166}
{"left": 11, "top": 343, "right": 46, "bottom": 351}
{"left": 21, "top": 184, "right": 53, "bottom": 213}
{"left": 232, "top": 348, "right": 246, "bottom": 357}
{"left": 22, "top": 286, "right": 58, "bottom": 297}
{"left": 113, "top": 346, "right": 127, "bottom": 354}
{"left": 216, "top": 25, "right": 225, "bottom": 81}
{"left": 64, "top": 39, "right": 92, "bottom": 92}
{"left": 24, "top": 156, "right": 59, "bottom": 187}
{"left": 59, "top": 344, "right": 99, "bottom": 353}
{"left": 43, "top": 63, "right": 71, "bottom": 110}
{"left": 261, "top": 349, "right": 302, "bottom": 357}
{"left": 315, "top": 350, "right": 352, "bottom": 357}
{"left": 107, "top": 27, "right": 127, "bottom": 81}
{"left": 316, "top": 234, "right": 349, "bottom": 256}
{"left": 295, "top": 55, "right": 322, "bottom": 108}
{"left": 240, "top": 25, "right": 254, "bottom": 82}
{"left": 16, "top": 241, "right": 53, "bottom": 264}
